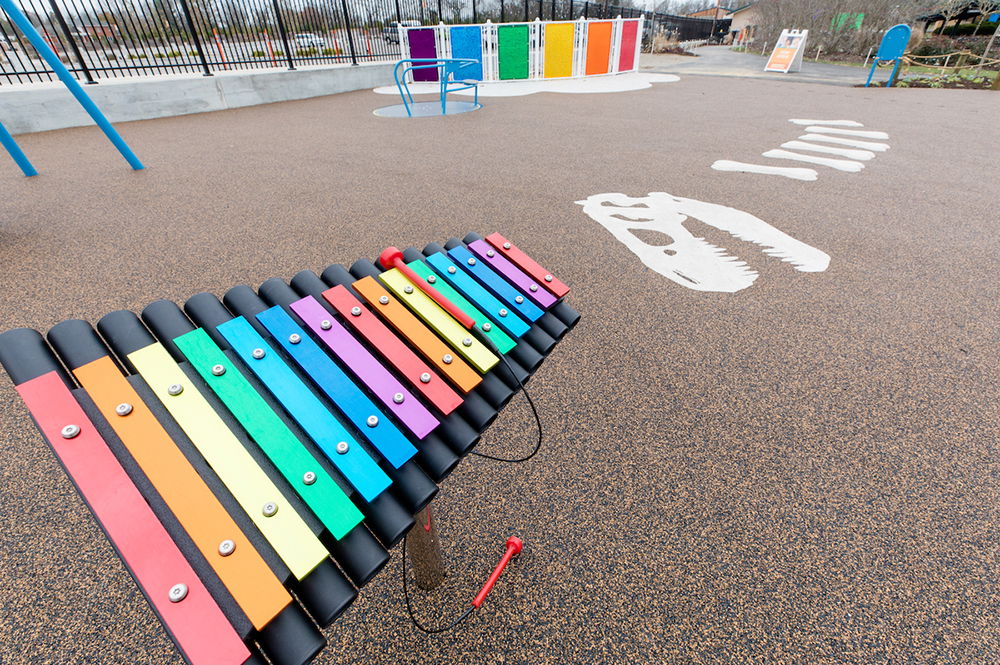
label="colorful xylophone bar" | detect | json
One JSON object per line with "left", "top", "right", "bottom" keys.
{"left": 0, "top": 232, "right": 579, "bottom": 665}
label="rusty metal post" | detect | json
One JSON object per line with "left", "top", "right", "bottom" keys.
{"left": 408, "top": 506, "right": 445, "bottom": 590}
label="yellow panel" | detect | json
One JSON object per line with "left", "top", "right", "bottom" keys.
{"left": 544, "top": 23, "right": 575, "bottom": 78}
{"left": 379, "top": 269, "right": 499, "bottom": 374}
{"left": 128, "top": 342, "right": 328, "bottom": 580}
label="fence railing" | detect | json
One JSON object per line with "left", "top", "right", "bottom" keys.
{"left": 1, "top": 0, "right": 723, "bottom": 85}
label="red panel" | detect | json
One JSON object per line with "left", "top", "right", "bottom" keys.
{"left": 17, "top": 371, "right": 251, "bottom": 665}
{"left": 484, "top": 233, "right": 570, "bottom": 299}
{"left": 323, "top": 285, "right": 464, "bottom": 416}
{"left": 618, "top": 20, "right": 638, "bottom": 71}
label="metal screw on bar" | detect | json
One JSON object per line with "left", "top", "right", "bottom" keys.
{"left": 545, "top": 274, "right": 554, "bottom": 282}
{"left": 251, "top": 348, "right": 266, "bottom": 359}
{"left": 529, "top": 285, "right": 539, "bottom": 292}
{"left": 503, "top": 242, "right": 511, "bottom": 249}
{"left": 218, "top": 539, "right": 235, "bottom": 556}
{"left": 262, "top": 502, "right": 278, "bottom": 517}
{"left": 351, "top": 306, "right": 362, "bottom": 316}
{"left": 288, "top": 333, "right": 301, "bottom": 344}
{"left": 302, "top": 471, "right": 317, "bottom": 485}
{"left": 167, "top": 384, "right": 184, "bottom": 396}
{"left": 320, "top": 320, "right": 332, "bottom": 330}
{"left": 515, "top": 296, "right": 524, "bottom": 304}
{"left": 468, "top": 258, "right": 477, "bottom": 266}
{"left": 336, "top": 441, "right": 350, "bottom": 454}
{"left": 462, "top": 337, "right": 473, "bottom": 347}
{"left": 168, "top": 583, "right": 188, "bottom": 603}
{"left": 61, "top": 424, "right": 81, "bottom": 439}
{"left": 482, "top": 322, "right": 492, "bottom": 332}
{"left": 211, "top": 364, "right": 226, "bottom": 376}
{"left": 448, "top": 266, "right": 457, "bottom": 274}
{"left": 404, "top": 285, "right": 414, "bottom": 294}
{"left": 486, "top": 250, "right": 495, "bottom": 257}
{"left": 366, "top": 415, "right": 379, "bottom": 427}
{"left": 499, "top": 309, "right": 509, "bottom": 317}
{"left": 442, "top": 354, "right": 453, "bottom": 364}
{"left": 420, "top": 372, "right": 431, "bottom": 383}
{"left": 379, "top": 296, "right": 390, "bottom": 305}
{"left": 393, "top": 393, "right": 405, "bottom": 404}
{"left": 427, "top": 275, "right": 437, "bottom": 284}
{"left": 115, "top": 403, "right": 133, "bottom": 417}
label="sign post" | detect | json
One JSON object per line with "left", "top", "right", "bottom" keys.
{"left": 764, "top": 29, "right": 808, "bottom": 72}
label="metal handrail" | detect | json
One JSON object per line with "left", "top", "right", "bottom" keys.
{"left": 392, "top": 57, "right": 480, "bottom": 117}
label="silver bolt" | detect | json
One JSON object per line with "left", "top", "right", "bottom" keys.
{"left": 393, "top": 393, "right": 405, "bottom": 404}
{"left": 218, "top": 539, "right": 235, "bottom": 556}
{"left": 211, "top": 364, "right": 226, "bottom": 376}
{"left": 379, "top": 296, "right": 390, "bottom": 305}
{"left": 482, "top": 322, "right": 492, "bottom": 332}
{"left": 544, "top": 275, "right": 553, "bottom": 282}
{"left": 167, "top": 384, "right": 184, "bottom": 396}
{"left": 168, "top": 583, "right": 188, "bottom": 603}
{"left": 403, "top": 285, "right": 414, "bottom": 294}
{"left": 115, "top": 403, "right": 133, "bottom": 417}
{"left": 60, "top": 424, "right": 81, "bottom": 439}
{"left": 288, "top": 333, "right": 301, "bottom": 344}
{"left": 426, "top": 275, "right": 437, "bottom": 284}
{"left": 262, "top": 502, "right": 278, "bottom": 517}
{"left": 351, "top": 306, "right": 362, "bottom": 316}
{"left": 503, "top": 242, "right": 512, "bottom": 250}
{"left": 335, "top": 441, "right": 349, "bottom": 455}
{"left": 302, "top": 471, "right": 317, "bottom": 485}
{"left": 499, "top": 309, "right": 508, "bottom": 317}
{"left": 320, "top": 320, "right": 332, "bottom": 330}
{"left": 442, "top": 354, "right": 454, "bottom": 364}
{"left": 486, "top": 250, "right": 495, "bottom": 257}
{"left": 515, "top": 296, "right": 524, "bottom": 304}
{"left": 447, "top": 266, "right": 457, "bottom": 274}
{"left": 529, "top": 285, "right": 539, "bottom": 292}
{"left": 251, "top": 348, "right": 266, "bottom": 359}
{"left": 366, "top": 415, "right": 379, "bottom": 428}
{"left": 420, "top": 372, "right": 431, "bottom": 383}
{"left": 462, "top": 337, "right": 473, "bottom": 347}
{"left": 467, "top": 258, "right": 477, "bottom": 266}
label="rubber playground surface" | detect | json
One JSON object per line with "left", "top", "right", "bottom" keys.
{"left": 1, "top": 71, "right": 997, "bottom": 664}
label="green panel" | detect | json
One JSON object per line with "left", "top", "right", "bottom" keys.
{"left": 408, "top": 260, "right": 517, "bottom": 354}
{"left": 175, "top": 328, "right": 364, "bottom": 540}
{"left": 498, "top": 24, "right": 529, "bottom": 80}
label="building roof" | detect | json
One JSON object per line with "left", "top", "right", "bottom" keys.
{"left": 726, "top": 1, "right": 758, "bottom": 15}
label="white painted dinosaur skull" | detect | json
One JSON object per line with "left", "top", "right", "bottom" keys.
{"left": 576, "top": 192, "right": 830, "bottom": 292}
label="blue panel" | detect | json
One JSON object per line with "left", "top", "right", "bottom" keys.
{"left": 446, "top": 246, "right": 544, "bottom": 322}
{"left": 449, "top": 26, "right": 483, "bottom": 80}
{"left": 255, "top": 306, "right": 416, "bottom": 469}
{"left": 216, "top": 316, "right": 391, "bottom": 502}
{"left": 425, "top": 253, "right": 531, "bottom": 338}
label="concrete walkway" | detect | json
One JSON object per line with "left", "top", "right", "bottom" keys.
{"left": 642, "top": 45, "right": 886, "bottom": 87}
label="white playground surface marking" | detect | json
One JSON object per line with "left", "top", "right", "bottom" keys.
{"left": 763, "top": 149, "right": 865, "bottom": 172}
{"left": 798, "top": 134, "right": 890, "bottom": 152}
{"left": 789, "top": 119, "right": 864, "bottom": 127}
{"left": 780, "top": 140, "right": 875, "bottom": 161}
{"left": 804, "top": 126, "right": 890, "bottom": 139}
{"left": 711, "top": 160, "right": 818, "bottom": 181}
{"left": 373, "top": 73, "right": 680, "bottom": 97}
{"left": 576, "top": 192, "right": 830, "bottom": 293}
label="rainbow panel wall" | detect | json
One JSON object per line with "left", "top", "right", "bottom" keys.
{"left": 543, "top": 23, "right": 575, "bottom": 78}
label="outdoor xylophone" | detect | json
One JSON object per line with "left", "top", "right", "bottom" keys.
{"left": 0, "top": 232, "right": 579, "bottom": 665}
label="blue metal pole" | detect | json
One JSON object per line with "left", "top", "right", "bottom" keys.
{"left": 0, "top": 120, "right": 38, "bottom": 176}
{"left": 864, "top": 60, "right": 877, "bottom": 87}
{"left": 0, "top": 0, "right": 144, "bottom": 170}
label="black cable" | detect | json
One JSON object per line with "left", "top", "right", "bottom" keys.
{"left": 401, "top": 535, "right": 475, "bottom": 634}
{"left": 468, "top": 330, "right": 544, "bottom": 464}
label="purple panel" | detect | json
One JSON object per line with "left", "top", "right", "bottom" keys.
{"left": 407, "top": 29, "right": 439, "bottom": 82}
{"left": 289, "top": 296, "right": 438, "bottom": 439}
{"left": 468, "top": 240, "right": 558, "bottom": 309}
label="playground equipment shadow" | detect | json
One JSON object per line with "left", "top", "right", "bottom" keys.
{"left": 1, "top": 74, "right": 998, "bottom": 665}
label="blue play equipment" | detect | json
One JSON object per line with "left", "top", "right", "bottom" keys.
{"left": 392, "top": 58, "right": 481, "bottom": 117}
{"left": 0, "top": 0, "right": 143, "bottom": 174}
{"left": 865, "top": 23, "right": 912, "bottom": 88}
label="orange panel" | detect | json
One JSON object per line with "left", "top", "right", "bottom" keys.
{"left": 585, "top": 21, "right": 612, "bottom": 75}
{"left": 352, "top": 276, "right": 482, "bottom": 394}
{"left": 74, "top": 356, "right": 291, "bottom": 630}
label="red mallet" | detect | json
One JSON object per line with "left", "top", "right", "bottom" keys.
{"left": 379, "top": 247, "right": 476, "bottom": 329}
{"left": 471, "top": 537, "right": 523, "bottom": 609}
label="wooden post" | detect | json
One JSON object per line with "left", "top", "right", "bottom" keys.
{"left": 408, "top": 506, "right": 445, "bottom": 590}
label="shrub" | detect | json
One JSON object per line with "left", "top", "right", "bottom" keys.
{"left": 252, "top": 49, "right": 267, "bottom": 57}
{"left": 296, "top": 47, "right": 317, "bottom": 56}
{"left": 153, "top": 52, "right": 165, "bottom": 58}
{"left": 188, "top": 50, "right": 199, "bottom": 56}
{"left": 128, "top": 53, "right": 148, "bottom": 59}
{"left": 105, "top": 52, "right": 117, "bottom": 60}
{"left": 165, "top": 50, "right": 182, "bottom": 57}
{"left": 321, "top": 47, "right": 342, "bottom": 56}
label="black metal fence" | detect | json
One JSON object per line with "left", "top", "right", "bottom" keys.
{"left": 1, "top": 0, "right": 721, "bottom": 84}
